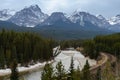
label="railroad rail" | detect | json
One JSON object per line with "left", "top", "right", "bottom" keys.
{"left": 90, "top": 52, "right": 117, "bottom": 74}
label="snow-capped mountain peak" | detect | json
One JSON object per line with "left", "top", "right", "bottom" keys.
{"left": 0, "top": 9, "right": 16, "bottom": 21}
{"left": 96, "top": 15, "right": 106, "bottom": 20}
{"left": 8, "top": 5, "right": 48, "bottom": 27}
{"left": 69, "top": 11, "right": 109, "bottom": 28}
{"left": 50, "top": 12, "right": 67, "bottom": 21}
{"left": 108, "top": 14, "right": 120, "bottom": 25}
{"left": 40, "top": 12, "right": 71, "bottom": 26}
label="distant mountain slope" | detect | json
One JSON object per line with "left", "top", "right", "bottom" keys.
{"left": 8, "top": 5, "right": 48, "bottom": 27}
{"left": 0, "top": 5, "right": 119, "bottom": 40}
{"left": 35, "top": 12, "right": 112, "bottom": 40}
{"left": 108, "top": 15, "right": 120, "bottom": 32}
{"left": 0, "top": 9, "right": 15, "bottom": 21}
{"left": 108, "top": 15, "right": 120, "bottom": 25}
{"left": 0, "top": 20, "right": 33, "bottom": 32}
{"left": 38, "top": 12, "right": 73, "bottom": 26}
{"left": 69, "top": 11, "right": 110, "bottom": 28}
{"left": 0, "top": 20, "right": 19, "bottom": 28}
{"left": 36, "top": 12, "right": 111, "bottom": 31}
{"left": 0, "top": 20, "right": 113, "bottom": 40}
{"left": 0, "top": 5, "right": 120, "bottom": 32}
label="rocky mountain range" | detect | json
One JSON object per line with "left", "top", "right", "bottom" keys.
{"left": 8, "top": 5, "right": 48, "bottom": 27}
{"left": 0, "top": 9, "right": 15, "bottom": 21}
{"left": 0, "top": 4, "right": 120, "bottom": 33}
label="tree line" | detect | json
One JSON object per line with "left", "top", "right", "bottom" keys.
{"left": 9, "top": 32, "right": 119, "bottom": 80}
{"left": 0, "top": 30, "right": 56, "bottom": 69}
{"left": 41, "top": 58, "right": 115, "bottom": 80}
{"left": 60, "top": 40, "right": 83, "bottom": 50}
{"left": 10, "top": 57, "right": 116, "bottom": 80}
{"left": 41, "top": 58, "right": 91, "bottom": 80}
{"left": 83, "top": 33, "right": 120, "bottom": 59}
{"left": 60, "top": 33, "right": 120, "bottom": 60}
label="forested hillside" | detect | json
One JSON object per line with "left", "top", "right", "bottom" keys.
{"left": 60, "top": 33, "right": 120, "bottom": 60}
{"left": 84, "top": 33, "right": 120, "bottom": 59}
{"left": 0, "top": 30, "right": 56, "bottom": 69}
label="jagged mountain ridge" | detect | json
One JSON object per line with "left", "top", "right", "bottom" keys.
{"left": 36, "top": 11, "right": 111, "bottom": 32}
{"left": 0, "top": 4, "right": 120, "bottom": 32}
{"left": 38, "top": 12, "right": 74, "bottom": 27}
{"left": 108, "top": 15, "right": 120, "bottom": 25}
{"left": 0, "top": 9, "right": 15, "bottom": 21}
{"left": 107, "top": 15, "right": 120, "bottom": 31}
{"left": 8, "top": 5, "right": 48, "bottom": 27}
{"left": 69, "top": 11, "right": 110, "bottom": 28}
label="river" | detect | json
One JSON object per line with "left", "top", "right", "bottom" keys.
{"left": 21, "top": 70, "right": 42, "bottom": 80}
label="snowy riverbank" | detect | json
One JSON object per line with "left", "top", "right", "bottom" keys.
{"left": 0, "top": 47, "right": 96, "bottom": 80}
{"left": 0, "top": 61, "right": 53, "bottom": 77}
{"left": 53, "top": 50, "right": 96, "bottom": 71}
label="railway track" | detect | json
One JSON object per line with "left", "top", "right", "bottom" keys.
{"left": 90, "top": 52, "right": 117, "bottom": 74}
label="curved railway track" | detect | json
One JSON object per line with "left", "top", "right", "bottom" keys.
{"left": 90, "top": 52, "right": 117, "bottom": 74}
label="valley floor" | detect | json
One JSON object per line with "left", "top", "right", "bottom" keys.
{"left": 0, "top": 48, "right": 115, "bottom": 80}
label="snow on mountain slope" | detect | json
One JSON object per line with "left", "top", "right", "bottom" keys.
{"left": 69, "top": 11, "right": 110, "bottom": 28}
{"left": 0, "top": 6, "right": 119, "bottom": 32}
{"left": 96, "top": 14, "right": 110, "bottom": 28}
{"left": 108, "top": 15, "right": 120, "bottom": 25}
{"left": 8, "top": 5, "right": 48, "bottom": 27}
{"left": 39, "top": 12, "right": 72, "bottom": 26}
{"left": 107, "top": 15, "right": 120, "bottom": 31}
{"left": 0, "top": 9, "right": 15, "bottom": 21}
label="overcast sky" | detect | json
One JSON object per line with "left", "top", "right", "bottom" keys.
{"left": 0, "top": 0, "right": 120, "bottom": 18}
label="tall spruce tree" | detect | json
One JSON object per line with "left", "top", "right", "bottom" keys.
{"left": 82, "top": 60, "right": 91, "bottom": 80}
{"left": 69, "top": 57, "right": 74, "bottom": 80}
{"left": 10, "top": 59, "right": 19, "bottom": 80}
{"left": 41, "top": 63, "right": 54, "bottom": 80}
{"left": 74, "top": 66, "right": 81, "bottom": 80}
{"left": 0, "top": 47, "right": 5, "bottom": 69}
{"left": 0, "top": 30, "right": 55, "bottom": 67}
{"left": 96, "top": 67, "right": 101, "bottom": 80}
{"left": 55, "top": 61, "right": 66, "bottom": 80}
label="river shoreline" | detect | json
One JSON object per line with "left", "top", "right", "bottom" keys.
{"left": 0, "top": 52, "right": 114, "bottom": 80}
{"left": 0, "top": 60, "right": 54, "bottom": 80}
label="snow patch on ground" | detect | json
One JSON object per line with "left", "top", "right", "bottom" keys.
{"left": 0, "top": 62, "right": 47, "bottom": 76}
{"left": 53, "top": 50, "right": 96, "bottom": 71}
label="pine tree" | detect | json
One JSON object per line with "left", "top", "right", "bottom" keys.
{"left": 0, "top": 47, "right": 5, "bottom": 69}
{"left": 82, "top": 60, "right": 91, "bottom": 80}
{"left": 11, "top": 45, "right": 17, "bottom": 60}
{"left": 0, "top": 30, "right": 55, "bottom": 68}
{"left": 68, "top": 57, "right": 74, "bottom": 80}
{"left": 74, "top": 66, "right": 81, "bottom": 80}
{"left": 55, "top": 61, "right": 66, "bottom": 80}
{"left": 41, "top": 63, "right": 54, "bottom": 80}
{"left": 10, "top": 59, "right": 19, "bottom": 80}
{"left": 96, "top": 67, "right": 101, "bottom": 80}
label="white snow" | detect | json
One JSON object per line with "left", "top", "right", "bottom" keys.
{"left": 9, "top": 5, "right": 48, "bottom": 27}
{"left": 0, "top": 17, "right": 11, "bottom": 21}
{"left": 108, "top": 15, "right": 120, "bottom": 25}
{"left": 0, "top": 9, "right": 16, "bottom": 21}
{"left": 0, "top": 47, "right": 96, "bottom": 80}
{"left": 53, "top": 50, "right": 96, "bottom": 71}
{"left": 23, "top": 71, "right": 42, "bottom": 80}
{"left": 54, "top": 53, "right": 69, "bottom": 61}
{"left": 108, "top": 20, "right": 116, "bottom": 25}
{"left": 53, "top": 46, "right": 61, "bottom": 56}
{"left": 0, "top": 62, "right": 47, "bottom": 76}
